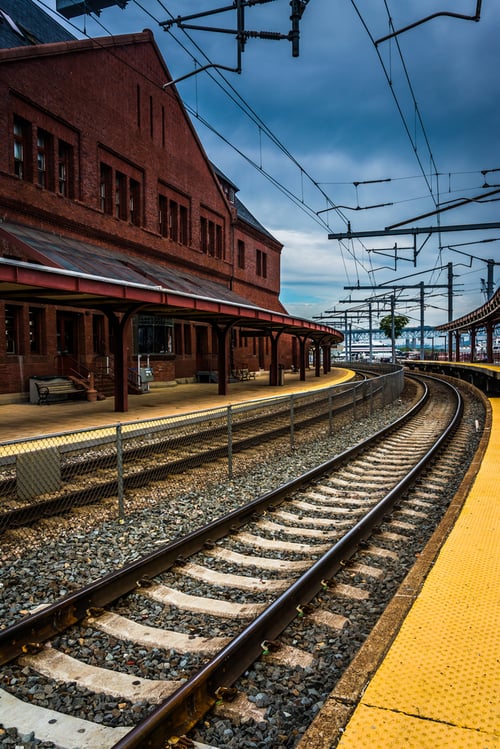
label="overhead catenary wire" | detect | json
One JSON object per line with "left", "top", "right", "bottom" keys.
{"left": 33, "top": 0, "right": 496, "bottom": 308}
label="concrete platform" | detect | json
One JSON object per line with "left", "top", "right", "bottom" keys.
{"left": 0, "top": 368, "right": 355, "bottom": 443}
{"left": 299, "top": 397, "right": 500, "bottom": 748}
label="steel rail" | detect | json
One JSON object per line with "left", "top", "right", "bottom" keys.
{"left": 0, "top": 375, "right": 419, "bottom": 665}
{"left": 0, "top": 377, "right": 376, "bottom": 531}
{"left": 110, "top": 376, "right": 463, "bottom": 747}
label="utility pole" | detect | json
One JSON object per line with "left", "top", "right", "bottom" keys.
{"left": 316, "top": 306, "right": 376, "bottom": 362}
{"left": 344, "top": 272, "right": 452, "bottom": 360}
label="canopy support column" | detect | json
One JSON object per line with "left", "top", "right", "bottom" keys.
{"left": 269, "top": 331, "right": 284, "bottom": 385}
{"left": 486, "top": 321, "right": 494, "bottom": 362}
{"left": 470, "top": 327, "right": 476, "bottom": 362}
{"left": 322, "top": 343, "right": 331, "bottom": 373}
{"left": 212, "top": 321, "right": 234, "bottom": 395}
{"left": 297, "top": 336, "right": 307, "bottom": 381}
{"left": 105, "top": 307, "right": 140, "bottom": 413}
{"left": 314, "top": 345, "right": 321, "bottom": 377}
{"left": 454, "top": 331, "right": 461, "bottom": 361}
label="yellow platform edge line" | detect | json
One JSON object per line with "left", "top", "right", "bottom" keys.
{"left": 335, "top": 397, "right": 500, "bottom": 748}
{"left": 297, "top": 394, "right": 498, "bottom": 749}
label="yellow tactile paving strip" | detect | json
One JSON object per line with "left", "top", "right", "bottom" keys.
{"left": 336, "top": 398, "right": 500, "bottom": 749}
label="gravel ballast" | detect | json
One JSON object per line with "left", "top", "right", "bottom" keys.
{"left": 0, "top": 381, "right": 486, "bottom": 748}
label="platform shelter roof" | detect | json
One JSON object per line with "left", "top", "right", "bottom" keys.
{"left": 435, "top": 286, "right": 500, "bottom": 333}
{"left": 0, "top": 222, "right": 342, "bottom": 344}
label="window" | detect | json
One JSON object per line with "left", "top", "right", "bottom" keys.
{"left": 159, "top": 194, "right": 168, "bottom": 237}
{"left": 115, "top": 171, "right": 127, "bottom": 220}
{"left": 169, "top": 200, "right": 178, "bottom": 242}
{"left": 200, "top": 217, "right": 208, "bottom": 253}
{"left": 100, "top": 161, "right": 142, "bottom": 225}
{"left": 13, "top": 116, "right": 30, "bottom": 180}
{"left": 29, "top": 307, "right": 44, "bottom": 354}
{"left": 100, "top": 162, "right": 113, "bottom": 214}
{"left": 129, "top": 178, "right": 141, "bottom": 226}
{"left": 13, "top": 112, "right": 75, "bottom": 196}
{"left": 58, "top": 140, "right": 73, "bottom": 198}
{"left": 179, "top": 205, "right": 188, "bottom": 245}
{"left": 256, "top": 249, "right": 267, "bottom": 278}
{"left": 215, "top": 225, "right": 223, "bottom": 259}
{"left": 174, "top": 324, "right": 182, "bottom": 354}
{"left": 237, "top": 240, "right": 245, "bottom": 269}
{"left": 92, "top": 314, "right": 105, "bottom": 355}
{"left": 37, "top": 131, "right": 47, "bottom": 187}
{"left": 200, "top": 214, "right": 223, "bottom": 256}
{"left": 208, "top": 222, "right": 215, "bottom": 256}
{"left": 134, "top": 315, "right": 173, "bottom": 354}
{"left": 159, "top": 194, "right": 189, "bottom": 243}
{"left": 183, "top": 323, "right": 192, "bottom": 355}
{"left": 5, "top": 305, "right": 21, "bottom": 354}
{"left": 37, "top": 128, "right": 52, "bottom": 189}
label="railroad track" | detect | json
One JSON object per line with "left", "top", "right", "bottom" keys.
{"left": 0, "top": 374, "right": 482, "bottom": 749}
{"left": 0, "top": 374, "right": 377, "bottom": 531}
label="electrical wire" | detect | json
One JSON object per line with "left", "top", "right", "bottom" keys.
{"left": 350, "top": 0, "right": 440, "bottom": 206}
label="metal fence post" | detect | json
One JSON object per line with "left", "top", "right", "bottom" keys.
{"left": 116, "top": 423, "right": 124, "bottom": 519}
{"left": 227, "top": 405, "right": 233, "bottom": 480}
{"left": 290, "top": 394, "right": 295, "bottom": 450}
{"left": 328, "top": 389, "right": 333, "bottom": 436}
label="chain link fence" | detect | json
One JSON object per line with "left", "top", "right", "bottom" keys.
{"left": 0, "top": 364, "right": 403, "bottom": 532}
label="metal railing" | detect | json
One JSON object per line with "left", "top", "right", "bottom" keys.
{"left": 0, "top": 364, "right": 403, "bottom": 531}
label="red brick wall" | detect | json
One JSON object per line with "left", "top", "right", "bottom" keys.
{"left": 0, "top": 32, "right": 289, "bottom": 396}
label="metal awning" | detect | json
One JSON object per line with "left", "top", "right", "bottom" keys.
{"left": 435, "top": 286, "right": 500, "bottom": 333}
{"left": 0, "top": 222, "right": 342, "bottom": 344}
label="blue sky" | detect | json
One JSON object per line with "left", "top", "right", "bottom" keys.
{"left": 39, "top": 0, "right": 500, "bottom": 331}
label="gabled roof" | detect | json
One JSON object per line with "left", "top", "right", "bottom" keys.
{"left": 0, "top": 0, "right": 75, "bottom": 48}
{"left": 235, "top": 196, "right": 279, "bottom": 243}
{"left": 211, "top": 163, "right": 280, "bottom": 244}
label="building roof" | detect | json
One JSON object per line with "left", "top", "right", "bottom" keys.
{"left": 235, "top": 196, "right": 278, "bottom": 242}
{"left": 211, "top": 163, "right": 279, "bottom": 244}
{"left": 0, "top": 0, "right": 75, "bottom": 48}
{"left": 0, "top": 221, "right": 343, "bottom": 343}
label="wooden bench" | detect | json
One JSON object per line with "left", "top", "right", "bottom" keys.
{"left": 35, "top": 378, "right": 87, "bottom": 405}
{"left": 238, "top": 368, "right": 256, "bottom": 381}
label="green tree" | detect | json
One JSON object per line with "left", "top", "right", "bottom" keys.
{"left": 379, "top": 313, "right": 409, "bottom": 340}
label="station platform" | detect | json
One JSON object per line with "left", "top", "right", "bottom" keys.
{"left": 404, "top": 359, "right": 500, "bottom": 395}
{"left": 299, "top": 396, "right": 500, "bottom": 748}
{"left": 0, "top": 368, "right": 355, "bottom": 443}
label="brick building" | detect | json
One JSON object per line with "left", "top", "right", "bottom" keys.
{"left": 0, "top": 3, "right": 341, "bottom": 407}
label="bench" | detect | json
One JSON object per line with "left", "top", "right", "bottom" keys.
{"left": 35, "top": 378, "right": 87, "bottom": 405}
{"left": 238, "top": 368, "right": 256, "bottom": 381}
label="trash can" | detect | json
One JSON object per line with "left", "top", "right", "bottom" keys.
{"left": 278, "top": 364, "right": 285, "bottom": 386}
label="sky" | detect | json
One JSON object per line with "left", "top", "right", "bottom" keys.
{"left": 37, "top": 0, "right": 500, "bottom": 334}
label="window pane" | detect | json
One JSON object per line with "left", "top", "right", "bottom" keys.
{"left": 29, "top": 307, "right": 44, "bottom": 354}
{"left": 5, "top": 305, "right": 20, "bottom": 354}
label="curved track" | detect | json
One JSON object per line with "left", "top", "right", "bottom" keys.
{"left": 0, "top": 374, "right": 476, "bottom": 749}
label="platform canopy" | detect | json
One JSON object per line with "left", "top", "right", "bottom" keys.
{"left": 435, "top": 286, "right": 500, "bottom": 333}
{"left": 0, "top": 222, "right": 343, "bottom": 345}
